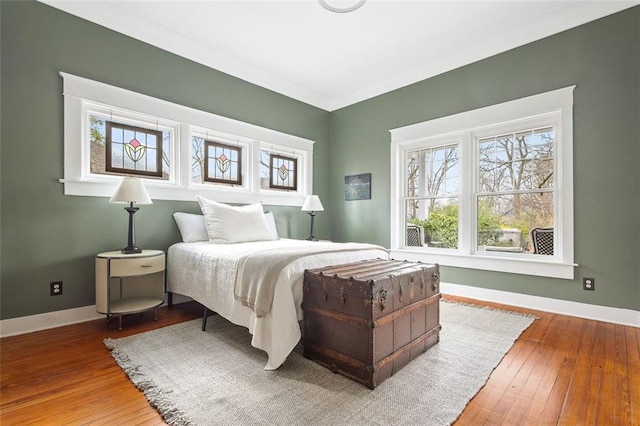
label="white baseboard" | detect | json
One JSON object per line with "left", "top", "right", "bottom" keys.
{"left": 0, "top": 294, "right": 194, "bottom": 338}
{"left": 441, "top": 282, "right": 640, "bottom": 328}
{"left": 0, "top": 305, "right": 104, "bottom": 338}
{"left": 1, "top": 287, "right": 637, "bottom": 338}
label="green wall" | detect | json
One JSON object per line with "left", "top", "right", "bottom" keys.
{"left": 0, "top": 1, "right": 329, "bottom": 320}
{"left": 328, "top": 7, "right": 639, "bottom": 311}
{"left": 1, "top": 2, "right": 638, "bottom": 321}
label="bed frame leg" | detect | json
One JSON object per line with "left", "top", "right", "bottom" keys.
{"left": 167, "top": 292, "right": 173, "bottom": 307}
{"left": 202, "top": 306, "right": 208, "bottom": 331}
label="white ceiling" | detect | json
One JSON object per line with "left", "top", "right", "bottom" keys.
{"left": 40, "top": 0, "right": 638, "bottom": 111}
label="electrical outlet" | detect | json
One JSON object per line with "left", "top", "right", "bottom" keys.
{"left": 583, "top": 277, "right": 595, "bottom": 291}
{"left": 50, "top": 281, "right": 63, "bottom": 296}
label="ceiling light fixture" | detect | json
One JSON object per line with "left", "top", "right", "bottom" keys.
{"left": 318, "top": 0, "right": 367, "bottom": 13}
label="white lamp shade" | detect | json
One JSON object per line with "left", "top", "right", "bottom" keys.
{"left": 109, "top": 177, "right": 152, "bottom": 205}
{"left": 301, "top": 195, "right": 324, "bottom": 212}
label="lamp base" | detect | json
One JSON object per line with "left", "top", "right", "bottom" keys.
{"left": 306, "top": 212, "right": 318, "bottom": 241}
{"left": 121, "top": 246, "right": 142, "bottom": 254}
{"left": 121, "top": 203, "right": 142, "bottom": 254}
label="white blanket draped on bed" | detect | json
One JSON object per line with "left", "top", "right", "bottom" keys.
{"left": 235, "top": 243, "right": 388, "bottom": 318}
{"left": 167, "top": 239, "right": 389, "bottom": 370}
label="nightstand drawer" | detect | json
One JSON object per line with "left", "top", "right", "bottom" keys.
{"left": 110, "top": 254, "right": 165, "bottom": 277}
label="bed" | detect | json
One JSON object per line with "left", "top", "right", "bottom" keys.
{"left": 166, "top": 199, "right": 389, "bottom": 370}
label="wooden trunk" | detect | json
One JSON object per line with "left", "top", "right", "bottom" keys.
{"left": 302, "top": 258, "right": 441, "bottom": 389}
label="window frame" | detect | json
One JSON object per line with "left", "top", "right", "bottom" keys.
{"left": 60, "top": 72, "right": 315, "bottom": 207}
{"left": 390, "top": 86, "right": 575, "bottom": 279}
{"left": 471, "top": 120, "right": 558, "bottom": 257}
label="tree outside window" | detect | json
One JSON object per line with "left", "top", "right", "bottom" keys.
{"left": 477, "top": 127, "right": 554, "bottom": 253}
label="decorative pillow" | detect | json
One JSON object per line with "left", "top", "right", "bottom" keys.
{"left": 196, "top": 196, "right": 277, "bottom": 244}
{"left": 173, "top": 212, "right": 208, "bottom": 243}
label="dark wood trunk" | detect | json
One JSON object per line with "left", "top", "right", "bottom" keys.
{"left": 302, "top": 259, "right": 441, "bottom": 389}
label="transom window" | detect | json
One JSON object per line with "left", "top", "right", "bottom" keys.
{"left": 88, "top": 113, "right": 172, "bottom": 181}
{"left": 259, "top": 150, "right": 301, "bottom": 192}
{"left": 390, "top": 86, "right": 575, "bottom": 279}
{"left": 61, "top": 72, "right": 315, "bottom": 206}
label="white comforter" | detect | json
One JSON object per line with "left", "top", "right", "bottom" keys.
{"left": 167, "top": 239, "right": 389, "bottom": 370}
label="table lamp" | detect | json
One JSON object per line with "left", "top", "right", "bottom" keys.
{"left": 301, "top": 195, "right": 324, "bottom": 241}
{"left": 110, "top": 177, "right": 152, "bottom": 254}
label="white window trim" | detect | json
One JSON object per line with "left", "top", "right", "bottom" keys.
{"left": 60, "top": 72, "right": 315, "bottom": 207}
{"left": 390, "top": 86, "right": 576, "bottom": 279}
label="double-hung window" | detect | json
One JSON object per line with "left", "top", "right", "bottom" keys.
{"left": 390, "top": 87, "right": 575, "bottom": 279}
{"left": 475, "top": 125, "right": 555, "bottom": 254}
{"left": 405, "top": 141, "right": 460, "bottom": 249}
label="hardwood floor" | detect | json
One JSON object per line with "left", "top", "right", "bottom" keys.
{"left": 1, "top": 297, "right": 638, "bottom": 425}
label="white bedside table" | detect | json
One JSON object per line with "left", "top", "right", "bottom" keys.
{"left": 95, "top": 249, "right": 165, "bottom": 330}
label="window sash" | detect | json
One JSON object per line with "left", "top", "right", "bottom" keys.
{"left": 269, "top": 154, "right": 298, "bottom": 191}
{"left": 472, "top": 124, "right": 558, "bottom": 257}
{"left": 203, "top": 140, "right": 243, "bottom": 186}
{"left": 105, "top": 121, "right": 164, "bottom": 178}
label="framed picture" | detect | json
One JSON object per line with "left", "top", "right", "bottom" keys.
{"left": 345, "top": 173, "right": 371, "bottom": 201}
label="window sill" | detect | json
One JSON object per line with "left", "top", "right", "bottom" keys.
{"left": 60, "top": 179, "right": 306, "bottom": 207}
{"left": 390, "top": 248, "right": 576, "bottom": 279}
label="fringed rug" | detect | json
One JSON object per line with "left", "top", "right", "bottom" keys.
{"left": 105, "top": 301, "right": 536, "bottom": 426}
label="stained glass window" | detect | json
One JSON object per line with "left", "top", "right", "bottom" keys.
{"left": 204, "top": 140, "right": 242, "bottom": 185}
{"left": 105, "top": 121, "right": 163, "bottom": 177}
{"left": 64, "top": 73, "right": 314, "bottom": 203}
{"left": 269, "top": 154, "right": 297, "bottom": 190}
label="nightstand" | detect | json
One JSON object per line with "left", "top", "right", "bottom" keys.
{"left": 95, "top": 249, "right": 165, "bottom": 330}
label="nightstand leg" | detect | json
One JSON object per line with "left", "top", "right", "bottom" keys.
{"left": 118, "top": 314, "right": 123, "bottom": 330}
{"left": 154, "top": 306, "right": 158, "bottom": 321}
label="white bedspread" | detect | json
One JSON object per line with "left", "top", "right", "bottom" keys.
{"left": 167, "top": 239, "right": 389, "bottom": 370}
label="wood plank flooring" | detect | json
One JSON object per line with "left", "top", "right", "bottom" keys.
{"left": 1, "top": 297, "right": 638, "bottom": 425}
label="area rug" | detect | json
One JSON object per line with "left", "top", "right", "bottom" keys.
{"left": 105, "top": 301, "right": 536, "bottom": 426}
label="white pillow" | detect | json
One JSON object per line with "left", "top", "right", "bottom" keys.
{"left": 196, "top": 196, "right": 277, "bottom": 244}
{"left": 264, "top": 211, "right": 279, "bottom": 239}
{"left": 173, "top": 212, "right": 208, "bottom": 243}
